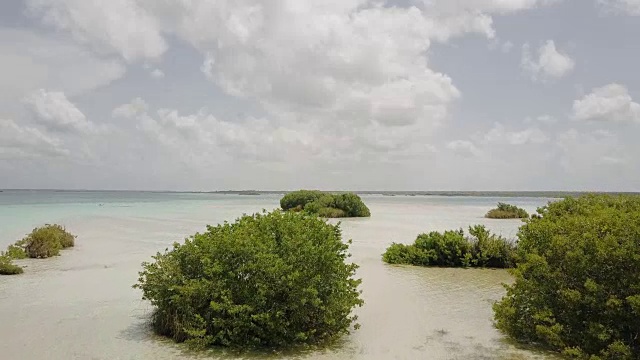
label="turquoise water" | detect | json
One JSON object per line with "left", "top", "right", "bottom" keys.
{"left": 0, "top": 191, "right": 557, "bottom": 360}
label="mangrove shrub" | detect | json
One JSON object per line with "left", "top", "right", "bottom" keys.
{"left": 493, "top": 194, "right": 640, "bottom": 359}
{"left": 280, "top": 190, "right": 370, "bottom": 218}
{"left": 22, "top": 224, "right": 76, "bottom": 258}
{"left": 0, "top": 256, "right": 23, "bottom": 275}
{"left": 485, "top": 202, "right": 529, "bottom": 219}
{"left": 134, "top": 210, "right": 363, "bottom": 349}
{"left": 383, "top": 225, "right": 516, "bottom": 268}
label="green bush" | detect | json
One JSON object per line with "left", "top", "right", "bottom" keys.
{"left": 5, "top": 242, "right": 27, "bottom": 259}
{"left": 280, "top": 190, "right": 324, "bottom": 211}
{"left": 22, "top": 224, "right": 76, "bottom": 259}
{"left": 281, "top": 190, "right": 370, "bottom": 218}
{"left": 493, "top": 194, "right": 640, "bottom": 359}
{"left": 485, "top": 202, "right": 529, "bottom": 219}
{"left": 0, "top": 256, "right": 23, "bottom": 275}
{"left": 382, "top": 225, "right": 515, "bottom": 268}
{"left": 134, "top": 210, "right": 364, "bottom": 349}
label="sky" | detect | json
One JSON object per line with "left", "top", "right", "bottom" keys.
{"left": 0, "top": 0, "right": 639, "bottom": 191}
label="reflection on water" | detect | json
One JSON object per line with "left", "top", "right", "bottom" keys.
{"left": 0, "top": 193, "right": 559, "bottom": 359}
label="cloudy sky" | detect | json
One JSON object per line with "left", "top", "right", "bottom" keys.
{"left": 0, "top": 0, "right": 639, "bottom": 191}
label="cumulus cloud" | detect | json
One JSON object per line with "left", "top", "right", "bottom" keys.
{"left": 598, "top": 0, "right": 640, "bottom": 15}
{"left": 522, "top": 40, "right": 575, "bottom": 80}
{"left": 24, "top": 0, "right": 563, "bottom": 139}
{"left": 572, "top": 83, "right": 640, "bottom": 123}
{"left": 112, "top": 97, "right": 439, "bottom": 166}
{"left": 26, "top": 0, "right": 167, "bottom": 61}
{"left": 112, "top": 98, "right": 327, "bottom": 165}
{"left": 0, "top": 118, "right": 69, "bottom": 159}
{"left": 0, "top": 29, "right": 125, "bottom": 116}
{"left": 23, "top": 89, "right": 98, "bottom": 133}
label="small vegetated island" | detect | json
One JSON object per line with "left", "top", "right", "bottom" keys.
{"left": 134, "top": 210, "right": 363, "bottom": 349}
{"left": 485, "top": 202, "right": 529, "bottom": 219}
{"left": 493, "top": 194, "right": 640, "bottom": 360}
{"left": 0, "top": 224, "right": 76, "bottom": 275}
{"left": 280, "top": 190, "right": 371, "bottom": 218}
{"left": 383, "top": 225, "right": 516, "bottom": 269}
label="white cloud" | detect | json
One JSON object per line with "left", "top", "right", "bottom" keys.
{"left": 26, "top": 0, "right": 167, "bottom": 62}
{"left": 113, "top": 97, "right": 438, "bottom": 166}
{"left": 0, "top": 118, "right": 69, "bottom": 159}
{"left": 23, "top": 89, "right": 98, "bottom": 133}
{"left": 522, "top": 40, "right": 575, "bottom": 80}
{"left": 113, "top": 99, "right": 327, "bottom": 165}
{"left": 446, "top": 140, "right": 480, "bottom": 157}
{"left": 598, "top": 0, "right": 640, "bottom": 15}
{"left": 572, "top": 83, "right": 640, "bottom": 123}
{"left": 193, "top": 3, "right": 465, "bottom": 138}
{"left": 0, "top": 29, "right": 125, "bottom": 116}
{"left": 417, "top": 0, "right": 559, "bottom": 15}
{"left": 23, "top": 0, "right": 563, "bottom": 148}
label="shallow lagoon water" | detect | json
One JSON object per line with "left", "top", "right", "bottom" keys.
{"left": 0, "top": 191, "right": 559, "bottom": 360}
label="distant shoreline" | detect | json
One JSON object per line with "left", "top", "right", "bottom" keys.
{"left": 1, "top": 189, "right": 638, "bottom": 198}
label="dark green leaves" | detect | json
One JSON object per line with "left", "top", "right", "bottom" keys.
{"left": 134, "top": 210, "right": 363, "bottom": 349}
{"left": 382, "top": 225, "right": 516, "bottom": 268}
{"left": 485, "top": 202, "right": 529, "bottom": 219}
{"left": 280, "top": 190, "right": 371, "bottom": 218}
{"left": 493, "top": 194, "right": 640, "bottom": 359}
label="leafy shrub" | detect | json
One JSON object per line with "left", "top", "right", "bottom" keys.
{"left": 485, "top": 202, "right": 529, "bottom": 219}
{"left": 134, "top": 210, "right": 364, "bottom": 349}
{"left": 51, "top": 224, "right": 75, "bottom": 248}
{"left": 493, "top": 194, "right": 640, "bottom": 359}
{"left": 382, "top": 225, "right": 515, "bottom": 268}
{"left": 0, "top": 256, "right": 23, "bottom": 275}
{"left": 22, "top": 224, "right": 76, "bottom": 259}
{"left": 281, "top": 190, "right": 370, "bottom": 218}
{"left": 333, "top": 193, "right": 371, "bottom": 217}
{"left": 280, "top": 190, "right": 324, "bottom": 211}
{"left": 5, "top": 242, "right": 27, "bottom": 259}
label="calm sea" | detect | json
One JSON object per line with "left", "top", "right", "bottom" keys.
{"left": 0, "top": 190, "right": 559, "bottom": 360}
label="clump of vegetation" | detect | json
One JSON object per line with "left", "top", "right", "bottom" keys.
{"left": 134, "top": 210, "right": 364, "bottom": 349}
{"left": 485, "top": 202, "right": 529, "bottom": 219}
{"left": 5, "top": 241, "right": 27, "bottom": 259}
{"left": 493, "top": 194, "right": 640, "bottom": 359}
{"left": 22, "top": 224, "right": 76, "bottom": 258}
{"left": 0, "top": 255, "right": 23, "bottom": 275}
{"left": 280, "top": 190, "right": 371, "bottom": 218}
{"left": 0, "top": 224, "right": 76, "bottom": 276}
{"left": 382, "top": 225, "right": 516, "bottom": 268}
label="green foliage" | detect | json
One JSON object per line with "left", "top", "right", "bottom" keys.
{"left": 134, "top": 210, "right": 364, "bottom": 349}
{"left": 5, "top": 242, "right": 27, "bottom": 259}
{"left": 485, "top": 202, "right": 529, "bottom": 219}
{"left": 493, "top": 194, "right": 640, "bottom": 359}
{"left": 280, "top": 190, "right": 371, "bottom": 218}
{"left": 382, "top": 225, "right": 516, "bottom": 268}
{"left": 22, "top": 224, "right": 76, "bottom": 259}
{"left": 280, "top": 190, "right": 324, "bottom": 211}
{"left": 0, "top": 255, "right": 23, "bottom": 275}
